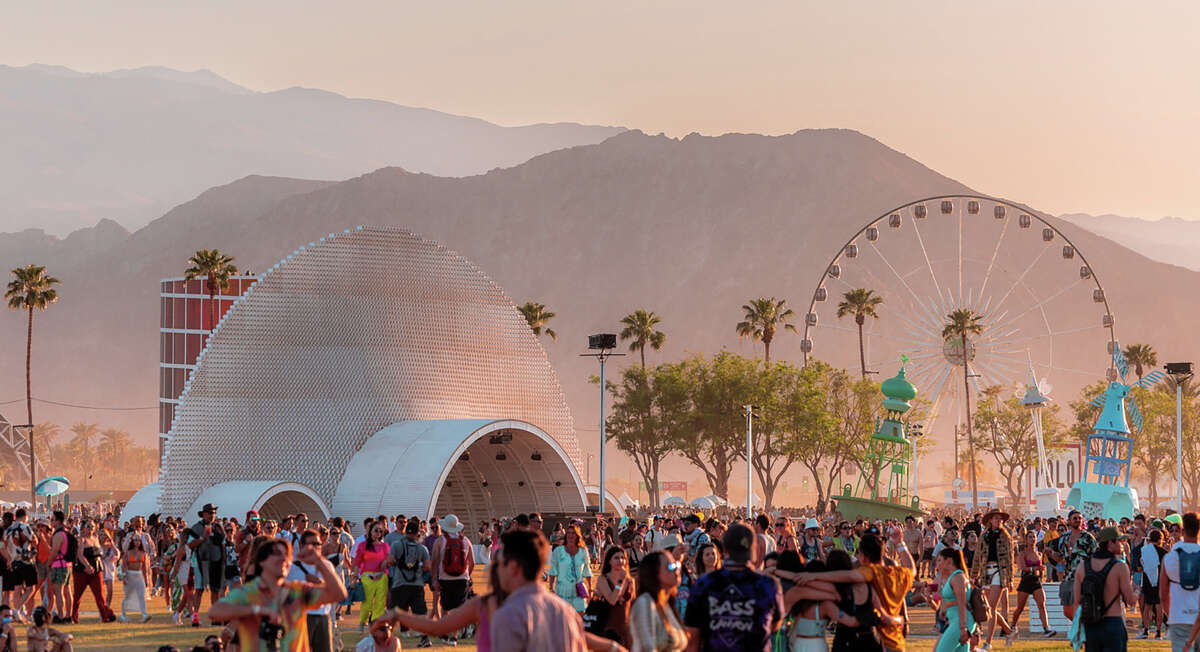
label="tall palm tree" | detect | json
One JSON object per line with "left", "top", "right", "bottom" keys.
{"left": 70, "top": 422, "right": 100, "bottom": 491}
{"left": 517, "top": 301, "right": 557, "bottom": 342}
{"left": 836, "top": 288, "right": 884, "bottom": 378}
{"left": 32, "top": 421, "right": 59, "bottom": 466}
{"left": 943, "top": 308, "right": 985, "bottom": 510}
{"left": 6, "top": 264, "right": 59, "bottom": 502}
{"left": 99, "top": 428, "right": 133, "bottom": 477}
{"left": 736, "top": 297, "right": 798, "bottom": 364}
{"left": 1122, "top": 343, "right": 1157, "bottom": 381}
{"left": 184, "top": 249, "right": 238, "bottom": 334}
{"left": 619, "top": 309, "right": 666, "bottom": 368}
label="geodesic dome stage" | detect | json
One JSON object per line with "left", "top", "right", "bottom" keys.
{"left": 136, "top": 226, "right": 586, "bottom": 528}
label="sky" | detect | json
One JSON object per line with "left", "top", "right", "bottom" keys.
{"left": 4, "top": 2, "right": 1200, "bottom": 220}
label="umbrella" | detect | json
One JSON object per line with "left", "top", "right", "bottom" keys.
{"left": 35, "top": 476, "right": 70, "bottom": 497}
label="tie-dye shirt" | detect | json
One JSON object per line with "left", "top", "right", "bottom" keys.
{"left": 219, "top": 578, "right": 323, "bottom": 652}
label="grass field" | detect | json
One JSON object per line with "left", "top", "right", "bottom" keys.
{"left": 50, "top": 574, "right": 1173, "bottom": 651}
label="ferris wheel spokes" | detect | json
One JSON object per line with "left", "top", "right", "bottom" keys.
{"left": 977, "top": 213, "right": 1013, "bottom": 300}
{"left": 989, "top": 243, "right": 1054, "bottom": 318}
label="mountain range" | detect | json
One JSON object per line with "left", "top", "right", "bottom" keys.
{"left": 0, "top": 64, "right": 624, "bottom": 235}
{"left": 2, "top": 128, "right": 1198, "bottom": 484}
{"left": 1061, "top": 213, "right": 1200, "bottom": 272}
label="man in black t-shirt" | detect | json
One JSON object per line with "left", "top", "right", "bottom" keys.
{"left": 184, "top": 503, "right": 226, "bottom": 627}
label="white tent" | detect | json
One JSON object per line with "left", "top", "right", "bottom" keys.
{"left": 690, "top": 496, "right": 717, "bottom": 509}
{"left": 702, "top": 494, "right": 729, "bottom": 507}
{"left": 663, "top": 496, "right": 687, "bottom": 506}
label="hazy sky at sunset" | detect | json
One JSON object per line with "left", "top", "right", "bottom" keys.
{"left": 4, "top": 2, "right": 1198, "bottom": 220}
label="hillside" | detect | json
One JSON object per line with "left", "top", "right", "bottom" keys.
{"left": 1, "top": 129, "right": 1197, "bottom": 482}
{"left": 0, "top": 64, "right": 625, "bottom": 235}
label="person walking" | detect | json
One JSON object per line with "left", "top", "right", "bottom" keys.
{"left": 69, "top": 520, "right": 115, "bottom": 623}
{"left": 1161, "top": 513, "right": 1200, "bottom": 652}
{"left": 352, "top": 521, "right": 391, "bottom": 633}
{"left": 1052, "top": 510, "right": 1098, "bottom": 622}
{"left": 431, "top": 514, "right": 474, "bottom": 645}
{"left": 629, "top": 550, "right": 687, "bottom": 652}
{"left": 933, "top": 548, "right": 975, "bottom": 652}
{"left": 386, "top": 519, "right": 431, "bottom": 648}
{"left": 184, "top": 504, "right": 226, "bottom": 628}
{"left": 120, "top": 534, "right": 151, "bottom": 623}
{"left": 970, "top": 510, "right": 1016, "bottom": 648}
{"left": 47, "top": 511, "right": 72, "bottom": 624}
{"left": 1072, "top": 526, "right": 1136, "bottom": 652}
{"left": 1011, "top": 530, "right": 1055, "bottom": 639}
{"left": 288, "top": 529, "right": 336, "bottom": 652}
{"left": 548, "top": 523, "right": 592, "bottom": 614}
{"left": 1140, "top": 528, "right": 1167, "bottom": 640}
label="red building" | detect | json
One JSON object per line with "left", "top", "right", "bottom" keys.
{"left": 159, "top": 275, "right": 256, "bottom": 458}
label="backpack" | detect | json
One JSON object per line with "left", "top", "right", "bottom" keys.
{"left": 1079, "top": 557, "right": 1119, "bottom": 625}
{"left": 1174, "top": 547, "right": 1200, "bottom": 591}
{"left": 967, "top": 585, "right": 990, "bottom": 624}
{"left": 56, "top": 527, "right": 78, "bottom": 565}
{"left": 396, "top": 539, "right": 423, "bottom": 582}
{"left": 441, "top": 533, "right": 467, "bottom": 576}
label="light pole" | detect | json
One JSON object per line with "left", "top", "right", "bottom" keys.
{"left": 744, "top": 405, "right": 758, "bottom": 518}
{"left": 582, "top": 334, "right": 623, "bottom": 514}
{"left": 1166, "top": 362, "right": 1193, "bottom": 512}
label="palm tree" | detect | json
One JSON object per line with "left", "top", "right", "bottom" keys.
{"left": 1123, "top": 343, "right": 1157, "bottom": 381}
{"left": 619, "top": 310, "right": 666, "bottom": 368}
{"left": 517, "top": 301, "right": 558, "bottom": 342}
{"left": 836, "top": 288, "right": 884, "bottom": 378}
{"left": 70, "top": 422, "right": 100, "bottom": 491}
{"left": 6, "top": 264, "right": 59, "bottom": 502}
{"left": 184, "top": 249, "right": 238, "bottom": 334}
{"left": 32, "top": 422, "right": 59, "bottom": 466}
{"left": 99, "top": 428, "right": 133, "bottom": 478}
{"left": 736, "top": 298, "right": 798, "bottom": 364}
{"left": 943, "top": 308, "right": 985, "bottom": 510}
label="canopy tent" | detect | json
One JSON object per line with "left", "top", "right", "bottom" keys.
{"left": 690, "top": 496, "right": 717, "bottom": 510}
{"left": 663, "top": 496, "right": 687, "bottom": 506}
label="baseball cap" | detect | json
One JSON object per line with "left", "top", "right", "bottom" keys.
{"left": 1097, "top": 527, "right": 1129, "bottom": 544}
{"left": 722, "top": 524, "right": 754, "bottom": 564}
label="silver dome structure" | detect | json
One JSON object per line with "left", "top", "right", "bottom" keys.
{"left": 147, "top": 226, "right": 585, "bottom": 527}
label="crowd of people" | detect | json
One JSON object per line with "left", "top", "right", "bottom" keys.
{"left": 0, "top": 500, "right": 1198, "bottom": 652}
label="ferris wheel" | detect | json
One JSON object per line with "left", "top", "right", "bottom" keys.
{"left": 800, "top": 195, "right": 1116, "bottom": 473}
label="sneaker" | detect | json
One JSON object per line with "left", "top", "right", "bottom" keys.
{"left": 142, "top": 614, "right": 152, "bottom": 623}
{"left": 1137, "top": 629, "right": 1148, "bottom": 639}
{"left": 1007, "top": 629, "right": 1018, "bottom": 645}
{"left": 1155, "top": 630, "right": 1163, "bottom": 640}
{"left": 171, "top": 612, "right": 181, "bottom": 625}
{"left": 980, "top": 644, "right": 992, "bottom": 651}
{"left": 192, "top": 612, "right": 200, "bottom": 628}
{"left": 417, "top": 637, "right": 432, "bottom": 649}
{"left": 119, "top": 615, "right": 131, "bottom": 623}
{"left": 1044, "top": 630, "right": 1057, "bottom": 638}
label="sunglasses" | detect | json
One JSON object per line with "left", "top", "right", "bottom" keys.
{"left": 774, "top": 523, "right": 786, "bottom": 528}
{"left": 666, "top": 562, "right": 680, "bottom": 571}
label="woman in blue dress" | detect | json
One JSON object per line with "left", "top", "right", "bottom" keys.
{"left": 934, "top": 547, "right": 976, "bottom": 652}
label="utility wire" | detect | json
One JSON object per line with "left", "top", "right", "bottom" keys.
{"left": 0, "top": 397, "right": 158, "bottom": 411}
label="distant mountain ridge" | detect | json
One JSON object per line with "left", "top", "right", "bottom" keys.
{"left": 0, "top": 64, "right": 625, "bottom": 235}
{"left": 1060, "top": 213, "right": 1200, "bottom": 271}
{"left": 2, "top": 127, "right": 1197, "bottom": 473}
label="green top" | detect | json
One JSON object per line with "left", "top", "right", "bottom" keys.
{"left": 881, "top": 366, "right": 917, "bottom": 402}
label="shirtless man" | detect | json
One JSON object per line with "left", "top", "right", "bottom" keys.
{"left": 1072, "top": 526, "right": 1136, "bottom": 650}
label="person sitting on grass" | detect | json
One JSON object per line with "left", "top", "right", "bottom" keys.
{"left": 27, "top": 606, "right": 72, "bottom": 652}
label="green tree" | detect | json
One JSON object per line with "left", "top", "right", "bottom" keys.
{"left": 836, "top": 289, "right": 884, "bottom": 378}
{"left": 6, "top": 264, "right": 60, "bottom": 498}
{"left": 974, "top": 385, "right": 1070, "bottom": 506}
{"left": 69, "top": 422, "right": 100, "bottom": 490}
{"left": 1135, "top": 386, "right": 1178, "bottom": 509}
{"left": 517, "top": 301, "right": 557, "bottom": 342}
{"left": 619, "top": 309, "right": 665, "bottom": 368}
{"left": 1122, "top": 343, "right": 1157, "bottom": 381}
{"left": 1068, "top": 381, "right": 1110, "bottom": 443}
{"left": 752, "top": 361, "right": 834, "bottom": 510}
{"left": 736, "top": 297, "right": 798, "bottom": 364}
{"left": 796, "top": 367, "right": 878, "bottom": 513}
{"left": 671, "top": 352, "right": 759, "bottom": 500}
{"left": 943, "top": 308, "right": 984, "bottom": 510}
{"left": 603, "top": 364, "right": 683, "bottom": 507}
{"left": 184, "top": 249, "right": 238, "bottom": 334}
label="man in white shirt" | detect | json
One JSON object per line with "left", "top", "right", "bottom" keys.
{"left": 1161, "top": 512, "right": 1200, "bottom": 652}
{"left": 287, "top": 529, "right": 335, "bottom": 652}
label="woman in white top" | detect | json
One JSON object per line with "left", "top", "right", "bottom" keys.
{"left": 629, "top": 550, "right": 687, "bottom": 652}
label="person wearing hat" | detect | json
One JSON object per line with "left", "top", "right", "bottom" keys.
{"left": 799, "top": 518, "right": 824, "bottom": 563}
{"left": 1071, "top": 526, "right": 1136, "bottom": 649}
{"left": 969, "top": 509, "right": 1016, "bottom": 647}
{"left": 184, "top": 503, "right": 226, "bottom": 628}
{"left": 430, "top": 514, "right": 474, "bottom": 644}
{"left": 683, "top": 523, "right": 784, "bottom": 650}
